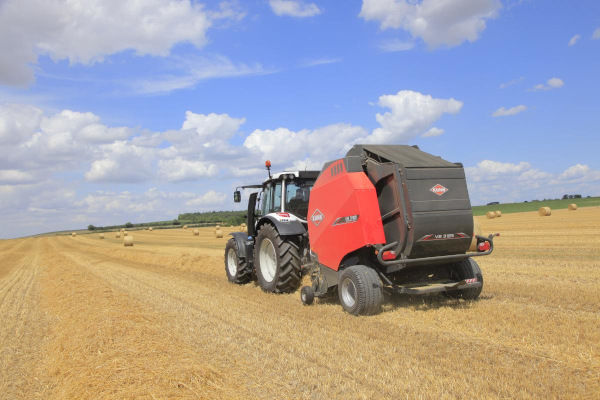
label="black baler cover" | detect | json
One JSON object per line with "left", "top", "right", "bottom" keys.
{"left": 345, "top": 144, "right": 473, "bottom": 261}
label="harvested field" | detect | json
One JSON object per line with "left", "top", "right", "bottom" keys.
{"left": 1, "top": 208, "right": 599, "bottom": 398}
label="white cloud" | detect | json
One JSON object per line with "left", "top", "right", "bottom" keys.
{"left": 85, "top": 141, "right": 155, "bottom": 183}
{"left": 359, "top": 0, "right": 501, "bottom": 48}
{"left": 422, "top": 127, "right": 444, "bottom": 137}
{"left": 0, "top": 0, "right": 244, "bottom": 86}
{"left": 492, "top": 105, "right": 527, "bottom": 117}
{"left": 158, "top": 158, "right": 219, "bottom": 182}
{"left": 530, "top": 77, "right": 564, "bottom": 91}
{"left": 269, "top": 0, "right": 321, "bottom": 18}
{"left": 369, "top": 90, "right": 463, "bottom": 143}
{"left": 593, "top": 28, "right": 600, "bottom": 40}
{"left": 568, "top": 34, "right": 581, "bottom": 46}
{"left": 300, "top": 58, "right": 342, "bottom": 68}
{"left": 130, "top": 55, "right": 270, "bottom": 95}
{"left": 0, "top": 170, "right": 37, "bottom": 185}
{"left": 499, "top": 76, "right": 524, "bottom": 89}
{"left": 378, "top": 39, "right": 415, "bottom": 52}
{"left": 465, "top": 160, "right": 600, "bottom": 205}
{"left": 185, "top": 190, "right": 227, "bottom": 207}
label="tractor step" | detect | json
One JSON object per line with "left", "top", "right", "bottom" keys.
{"left": 395, "top": 280, "right": 481, "bottom": 295}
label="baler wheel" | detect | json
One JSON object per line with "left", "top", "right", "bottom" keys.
{"left": 224, "top": 239, "right": 252, "bottom": 284}
{"left": 254, "top": 224, "right": 302, "bottom": 293}
{"left": 300, "top": 286, "right": 314, "bottom": 305}
{"left": 338, "top": 265, "right": 383, "bottom": 316}
{"left": 444, "top": 258, "right": 483, "bottom": 300}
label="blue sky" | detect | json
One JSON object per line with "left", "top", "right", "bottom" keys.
{"left": 1, "top": 0, "right": 599, "bottom": 238}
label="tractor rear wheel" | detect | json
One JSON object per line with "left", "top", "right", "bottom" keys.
{"left": 444, "top": 258, "right": 483, "bottom": 300}
{"left": 254, "top": 224, "right": 302, "bottom": 293}
{"left": 224, "top": 239, "right": 252, "bottom": 284}
{"left": 338, "top": 265, "right": 383, "bottom": 316}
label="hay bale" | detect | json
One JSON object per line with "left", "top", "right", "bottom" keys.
{"left": 149, "top": 227, "right": 153, "bottom": 231}
{"left": 539, "top": 206, "right": 551, "bottom": 216}
{"left": 241, "top": 223, "right": 246, "bottom": 228}
{"left": 120, "top": 228, "right": 124, "bottom": 232}
{"left": 115, "top": 233, "right": 121, "bottom": 238}
{"left": 123, "top": 231, "right": 128, "bottom": 236}
{"left": 123, "top": 236, "right": 134, "bottom": 246}
{"left": 99, "top": 233, "right": 105, "bottom": 239}
{"left": 486, "top": 211, "right": 496, "bottom": 219}
{"left": 469, "top": 218, "right": 483, "bottom": 252}
{"left": 495, "top": 210, "right": 502, "bottom": 217}
{"left": 216, "top": 224, "right": 220, "bottom": 229}
{"left": 71, "top": 232, "right": 77, "bottom": 237}
{"left": 193, "top": 229, "right": 199, "bottom": 236}
{"left": 568, "top": 203, "right": 577, "bottom": 210}
{"left": 183, "top": 225, "right": 188, "bottom": 229}
{"left": 215, "top": 229, "right": 223, "bottom": 238}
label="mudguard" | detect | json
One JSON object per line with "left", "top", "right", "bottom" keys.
{"left": 258, "top": 215, "right": 306, "bottom": 236}
{"left": 229, "top": 232, "right": 250, "bottom": 259}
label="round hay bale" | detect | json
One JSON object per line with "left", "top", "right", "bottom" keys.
{"left": 486, "top": 211, "right": 496, "bottom": 219}
{"left": 469, "top": 218, "right": 483, "bottom": 252}
{"left": 495, "top": 210, "right": 502, "bottom": 217}
{"left": 216, "top": 224, "right": 220, "bottom": 229}
{"left": 71, "top": 232, "right": 77, "bottom": 237}
{"left": 183, "top": 225, "right": 188, "bottom": 229}
{"left": 215, "top": 229, "right": 223, "bottom": 238}
{"left": 120, "top": 228, "right": 124, "bottom": 232}
{"left": 115, "top": 233, "right": 121, "bottom": 238}
{"left": 99, "top": 233, "right": 105, "bottom": 239}
{"left": 149, "top": 227, "right": 153, "bottom": 231}
{"left": 123, "top": 231, "right": 128, "bottom": 236}
{"left": 539, "top": 206, "right": 551, "bottom": 217}
{"left": 241, "top": 222, "right": 246, "bottom": 228}
{"left": 568, "top": 203, "right": 577, "bottom": 210}
{"left": 123, "top": 236, "right": 134, "bottom": 247}
{"left": 193, "top": 229, "right": 199, "bottom": 236}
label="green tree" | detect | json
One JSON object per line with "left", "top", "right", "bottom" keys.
{"left": 88, "top": 225, "right": 96, "bottom": 231}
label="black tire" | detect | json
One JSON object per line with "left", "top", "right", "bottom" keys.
{"left": 444, "top": 258, "right": 483, "bottom": 300}
{"left": 300, "top": 286, "right": 314, "bottom": 305}
{"left": 338, "top": 265, "right": 383, "bottom": 316}
{"left": 224, "top": 238, "right": 252, "bottom": 284}
{"left": 254, "top": 224, "right": 302, "bottom": 293}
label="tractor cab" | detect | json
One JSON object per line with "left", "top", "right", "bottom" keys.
{"left": 257, "top": 171, "right": 318, "bottom": 221}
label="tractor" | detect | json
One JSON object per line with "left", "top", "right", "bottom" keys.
{"left": 225, "top": 145, "right": 497, "bottom": 315}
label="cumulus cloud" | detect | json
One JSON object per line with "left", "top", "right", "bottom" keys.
{"left": 531, "top": 77, "right": 564, "bottom": 91}
{"left": 0, "top": 0, "right": 242, "bottom": 86}
{"left": 465, "top": 160, "right": 600, "bottom": 205}
{"left": 422, "top": 127, "right": 444, "bottom": 137}
{"left": 158, "top": 158, "right": 219, "bottom": 182}
{"left": 359, "top": 0, "right": 501, "bottom": 48}
{"left": 85, "top": 141, "right": 155, "bottom": 183}
{"left": 185, "top": 190, "right": 227, "bottom": 207}
{"left": 369, "top": 90, "right": 463, "bottom": 143}
{"left": 568, "top": 34, "right": 581, "bottom": 46}
{"left": 492, "top": 105, "right": 527, "bottom": 117}
{"left": 499, "top": 76, "right": 524, "bottom": 89}
{"left": 269, "top": 0, "right": 321, "bottom": 18}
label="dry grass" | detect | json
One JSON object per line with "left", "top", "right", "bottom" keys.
{"left": 1, "top": 208, "right": 599, "bottom": 398}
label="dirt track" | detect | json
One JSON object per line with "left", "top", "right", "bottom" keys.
{"left": 1, "top": 208, "right": 599, "bottom": 399}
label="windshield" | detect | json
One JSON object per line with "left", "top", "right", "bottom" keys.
{"left": 285, "top": 179, "right": 314, "bottom": 219}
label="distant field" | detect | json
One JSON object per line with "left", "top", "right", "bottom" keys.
{"left": 473, "top": 196, "right": 600, "bottom": 216}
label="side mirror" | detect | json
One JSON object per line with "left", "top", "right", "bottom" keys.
{"left": 234, "top": 190, "right": 241, "bottom": 203}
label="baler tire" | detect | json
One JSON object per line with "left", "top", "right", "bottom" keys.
{"left": 338, "top": 265, "right": 383, "bottom": 316}
{"left": 444, "top": 258, "right": 483, "bottom": 300}
{"left": 224, "top": 239, "right": 252, "bottom": 284}
{"left": 254, "top": 224, "right": 302, "bottom": 293}
{"left": 300, "top": 286, "right": 314, "bottom": 305}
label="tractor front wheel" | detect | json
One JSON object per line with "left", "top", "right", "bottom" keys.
{"left": 224, "top": 239, "right": 252, "bottom": 284}
{"left": 338, "top": 265, "right": 383, "bottom": 316}
{"left": 254, "top": 224, "right": 302, "bottom": 293}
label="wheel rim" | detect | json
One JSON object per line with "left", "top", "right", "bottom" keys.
{"left": 341, "top": 277, "right": 357, "bottom": 308}
{"left": 259, "top": 238, "right": 277, "bottom": 283}
{"left": 227, "top": 248, "right": 237, "bottom": 277}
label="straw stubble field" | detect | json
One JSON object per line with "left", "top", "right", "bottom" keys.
{"left": 1, "top": 208, "right": 599, "bottom": 399}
